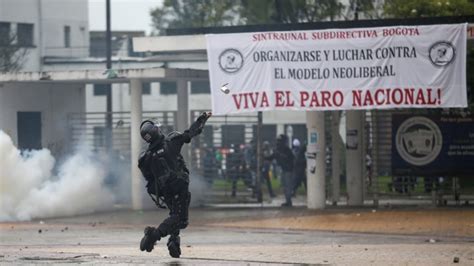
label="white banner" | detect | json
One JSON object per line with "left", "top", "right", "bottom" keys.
{"left": 206, "top": 23, "right": 467, "bottom": 115}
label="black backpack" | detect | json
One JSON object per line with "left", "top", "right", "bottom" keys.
{"left": 138, "top": 144, "right": 173, "bottom": 208}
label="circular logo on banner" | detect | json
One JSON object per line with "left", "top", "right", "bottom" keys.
{"left": 429, "top": 41, "right": 456, "bottom": 67}
{"left": 395, "top": 117, "right": 443, "bottom": 166}
{"left": 219, "top": 49, "right": 243, "bottom": 74}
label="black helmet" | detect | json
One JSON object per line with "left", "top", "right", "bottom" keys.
{"left": 140, "top": 120, "right": 164, "bottom": 143}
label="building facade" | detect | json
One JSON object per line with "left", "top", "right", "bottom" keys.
{"left": 0, "top": 0, "right": 89, "bottom": 154}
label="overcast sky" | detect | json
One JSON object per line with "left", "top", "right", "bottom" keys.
{"left": 88, "top": 0, "right": 162, "bottom": 34}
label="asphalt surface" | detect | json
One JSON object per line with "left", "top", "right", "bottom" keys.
{"left": 1, "top": 206, "right": 473, "bottom": 265}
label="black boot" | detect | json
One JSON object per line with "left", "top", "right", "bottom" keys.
{"left": 167, "top": 235, "right": 181, "bottom": 258}
{"left": 140, "top": 226, "right": 161, "bottom": 252}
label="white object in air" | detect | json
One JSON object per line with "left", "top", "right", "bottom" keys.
{"left": 220, "top": 83, "right": 230, "bottom": 94}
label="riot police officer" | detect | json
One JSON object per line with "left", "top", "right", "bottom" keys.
{"left": 138, "top": 111, "right": 212, "bottom": 257}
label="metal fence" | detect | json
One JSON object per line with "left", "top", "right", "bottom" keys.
{"left": 323, "top": 109, "right": 473, "bottom": 206}
{"left": 366, "top": 110, "right": 473, "bottom": 206}
{"left": 67, "top": 111, "right": 265, "bottom": 204}
{"left": 67, "top": 110, "right": 473, "bottom": 207}
{"left": 189, "top": 111, "right": 262, "bottom": 202}
{"left": 67, "top": 111, "right": 177, "bottom": 157}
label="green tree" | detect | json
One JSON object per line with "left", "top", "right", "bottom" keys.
{"left": 150, "top": 0, "right": 348, "bottom": 34}
{"left": 240, "top": 0, "right": 345, "bottom": 24}
{"left": 238, "top": 0, "right": 278, "bottom": 24}
{"left": 384, "top": 0, "right": 474, "bottom": 18}
{"left": 150, "top": 0, "right": 238, "bottom": 35}
{"left": 345, "top": 0, "right": 383, "bottom": 20}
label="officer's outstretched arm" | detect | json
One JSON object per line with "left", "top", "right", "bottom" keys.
{"left": 184, "top": 112, "right": 212, "bottom": 140}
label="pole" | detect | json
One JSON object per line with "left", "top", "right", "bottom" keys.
{"left": 37, "top": 0, "right": 43, "bottom": 72}
{"left": 256, "top": 111, "right": 263, "bottom": 203}
{"left": 105, "top": 0, "right": 113, "bottom": 153}
{"left": 345, "top": 111, "right": 364, "bottom": 205}
{"left": 130, "top": 78, "right": 143, "bottom": 209}
{"left": 344, "top": 0, "right": 365, "bottom": 206}
{"left": 372, "top": 111, "right": 379, "bottom": 207}
{"left": 176, "top": 80, "right": 189, "bottom": 162}
{"left": 331, "top": 111, "right": 341, "bottom": 205}
{"left": 106, "top": 0, "right": 112, "bottom": 70}
{"left": 306, "top": 111, "right": 326, "bottom": 209}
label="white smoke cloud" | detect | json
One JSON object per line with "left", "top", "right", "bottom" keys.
{"left": 0, "top": 131, "right": 115, "bottom": 221}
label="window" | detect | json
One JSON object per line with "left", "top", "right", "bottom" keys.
{"left": 0, "top": 22, "right": 10, "bottom": 45}
{"left": 160, "top": 81, "right": 177, "bottom": 95}
{"left": 17, "top": 23, "right": 34, "bottom": 46}
{"left": 93, "top": 84, "right": 110, "bottom": 96}
{"left": 17, "top": 112, "right": 42, "bottom": 150}
{"left": 64, "top": 26, "right": 71, "bottom": 48}
{"left": 142, "top": 82, "right": 151, "bottom": 95}
{"left": 191, "top": 81, "right": 210, "bottom": 94}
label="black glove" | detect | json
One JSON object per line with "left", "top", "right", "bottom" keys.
{"left": 188, "top": 112, "right": 212, "bottom": 138}
{"left": 198, "top": 112, "right": 212, "bottom": 123}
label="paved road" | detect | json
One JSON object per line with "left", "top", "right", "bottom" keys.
{"left": 1, "top": 207, "right": 473, "bottom": 265}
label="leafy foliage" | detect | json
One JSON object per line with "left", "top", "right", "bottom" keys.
{"left": 150, "top": 0, "right": 238, "bottom": 35}
{"left": 384, "top": 0, "right": 474, "bottom": 18}
{"left": 240, "top": 0, "right": 345, "bottom": 24}
{"left": 344, "top": 0, "right": 383, "bottom": 20}
{"left": 150, "top": 0, "right": 348, "bottom": 34}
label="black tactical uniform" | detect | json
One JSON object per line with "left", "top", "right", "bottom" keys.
{"left": 138, "top": 112, "right": 211, "bottom": 257}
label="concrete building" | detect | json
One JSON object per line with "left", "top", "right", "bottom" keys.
{"left": 0, "top": 0, "right": 89, "bottom": 155}
{"left": 0, "top": 0, "right": 89, "bottom": 71}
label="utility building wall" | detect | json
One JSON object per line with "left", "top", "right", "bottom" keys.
{"left": 0, "top": 0, "right": 89, "bottom": 71}
{"left": 0, "top": 83, "right": 86, "bottom": 156}
{"left": 41, "top": 0, "right": 89, "bottom": 58}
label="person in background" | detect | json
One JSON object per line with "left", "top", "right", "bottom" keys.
{"left": 266, "top": 134, "right": 294, "bottom": 207}
{"left": 227, "top": 144, "right": 251, "bottom": 197}
{"left": 262, "top": 141, "right": 276, "bottom": 198}
{"left": 202, "top": 147, "right": 217, "bottom": 185}
{"left": 292, "top": 139, "right": 307, "bottom": 196}
{"left": 244, "top": 139, "right": 258, "bottom": 197}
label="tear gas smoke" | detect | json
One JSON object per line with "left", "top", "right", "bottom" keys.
{"left": 0, "top": 131, "right": 115, "bottom": 221}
